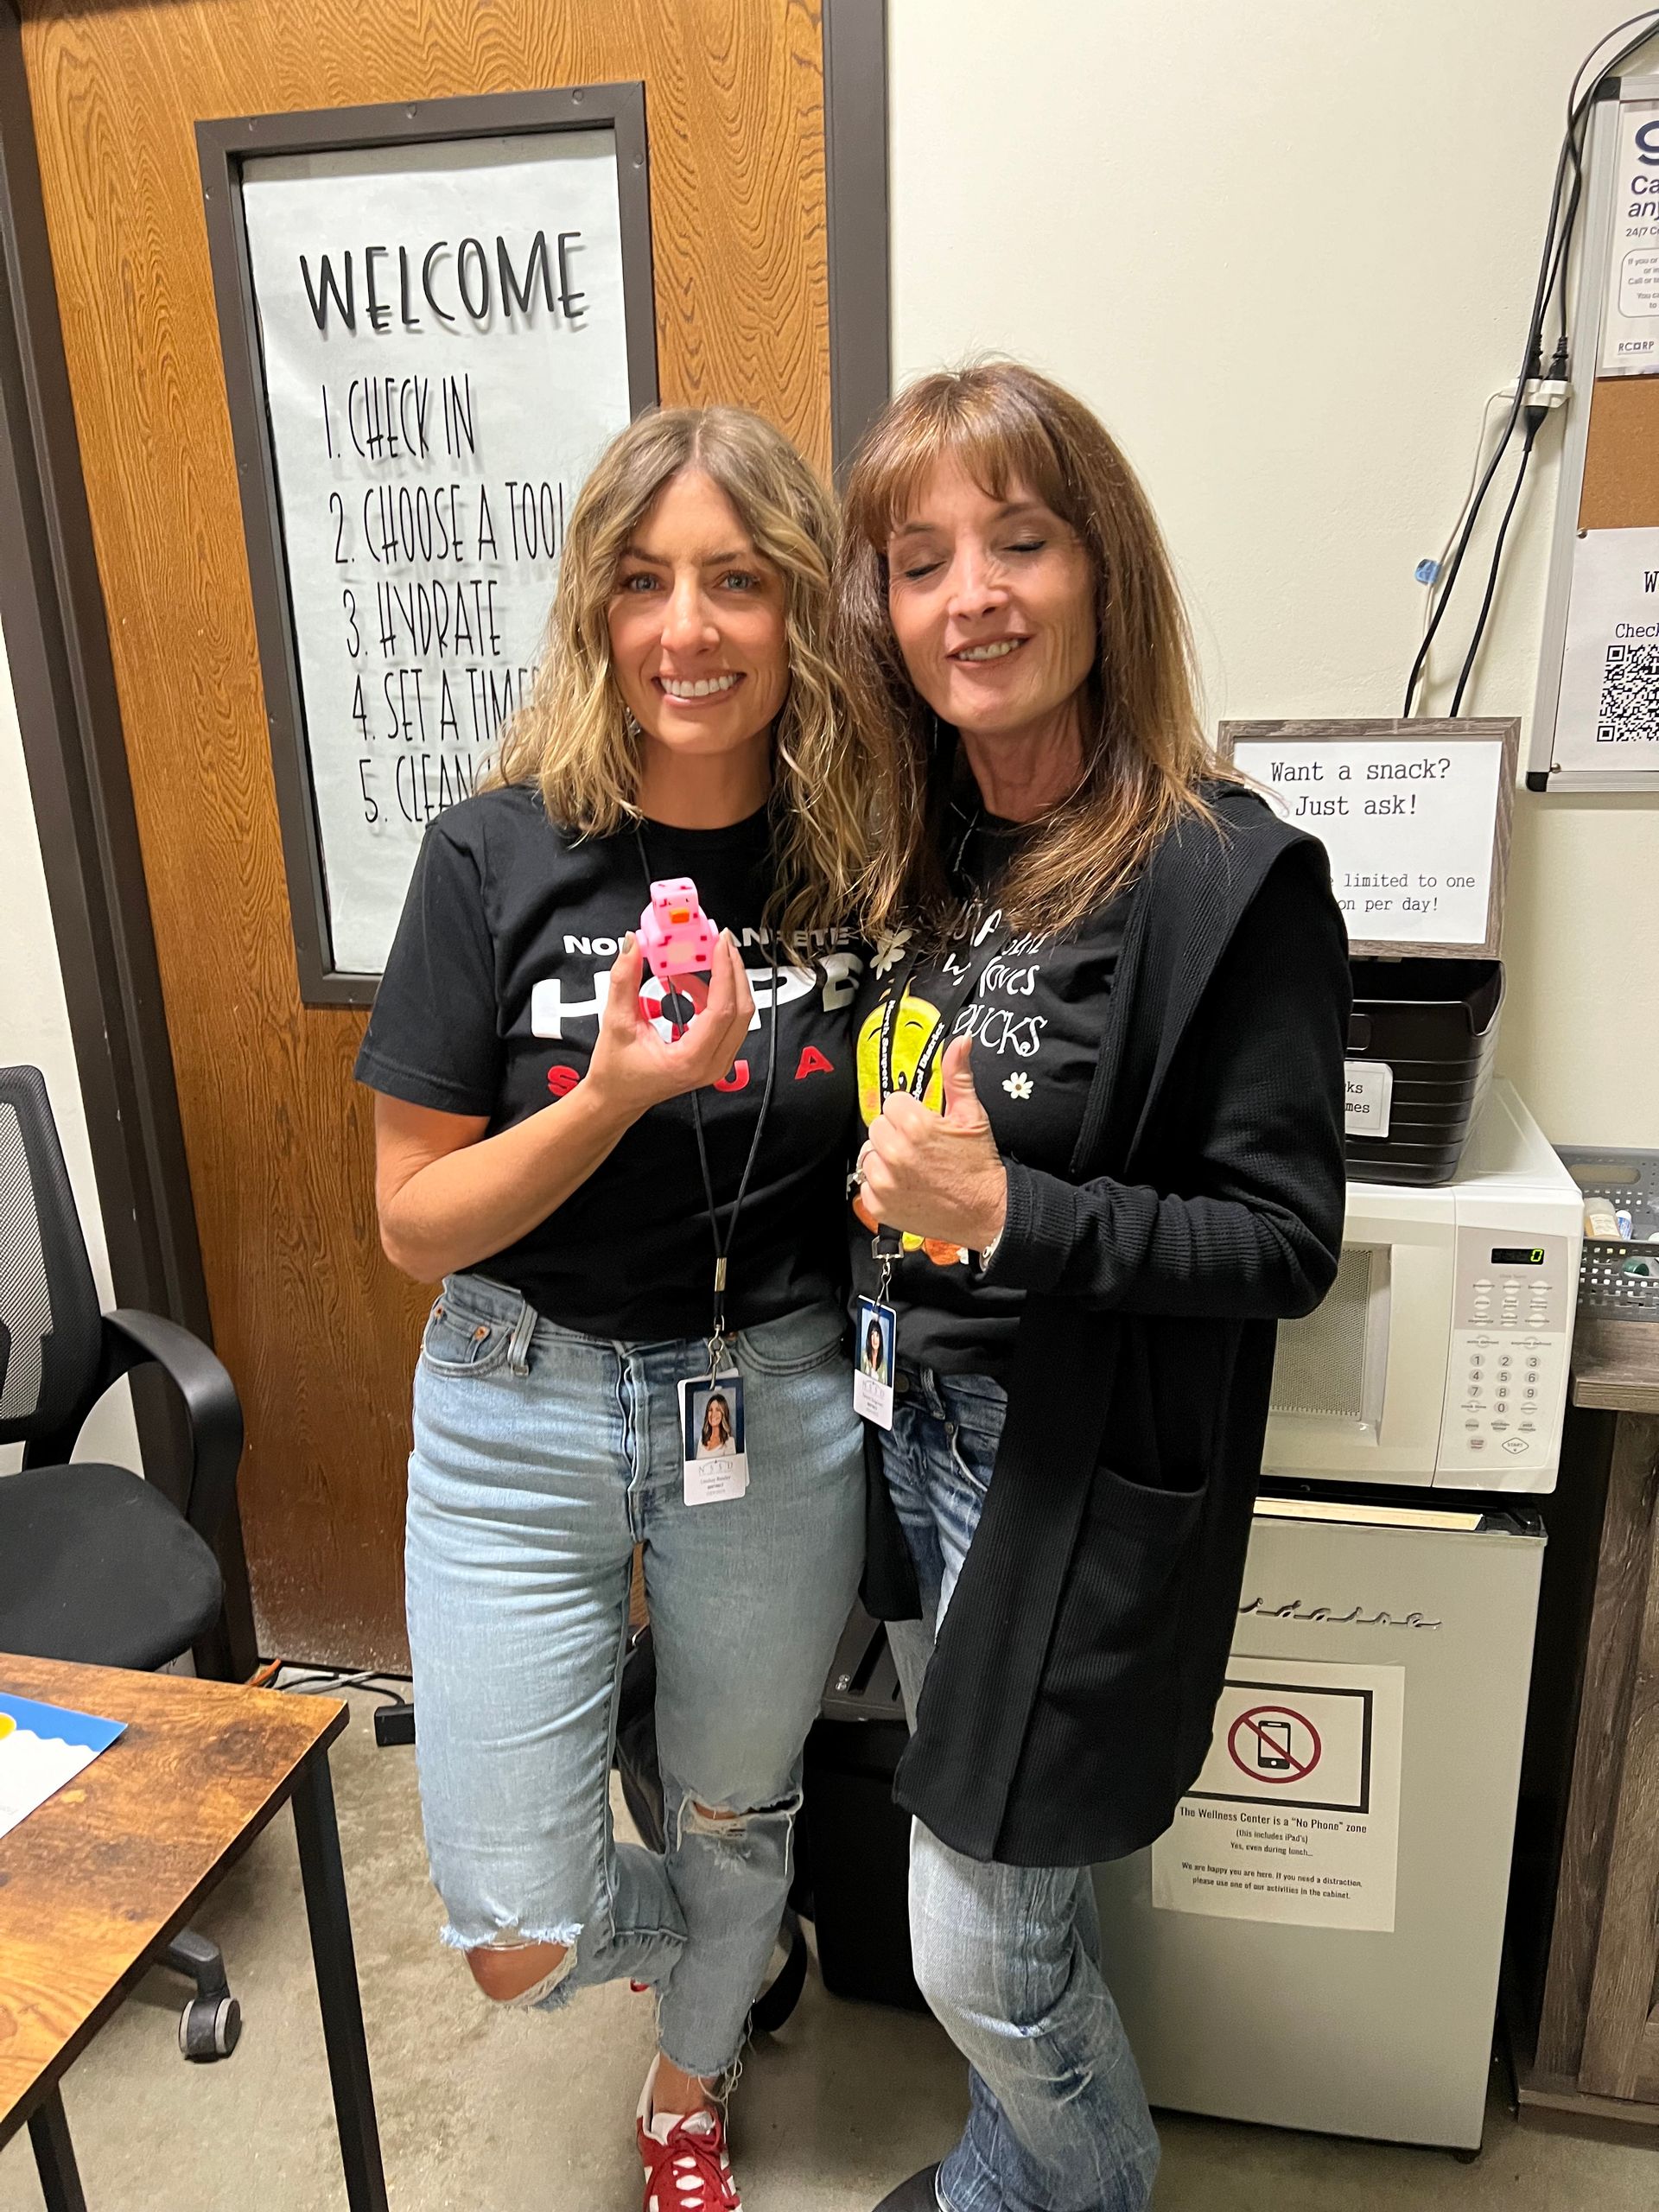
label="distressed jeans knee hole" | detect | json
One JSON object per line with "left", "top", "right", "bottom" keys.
{"left": 462, "top": 1929, "right": 579, "bottom": 2009}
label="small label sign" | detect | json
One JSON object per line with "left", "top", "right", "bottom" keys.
{"left": 1344, "top": 1059, "right": 1394, "bottom": 1139}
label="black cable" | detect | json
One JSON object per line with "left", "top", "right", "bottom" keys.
{"left": 1402, "top": 387, "right": 1533, "bottom": 714}
{"left": 276, "top": 1662, "right": 411, "bottom": 1705}
{"left": 1548, "top": 13, "right": 1659, "bottom": 340}
{"left": 1403, "top": 11, "right": 1659, "bottom": 715}
{"left": 1448, "top": 410, "right": 1547, "bottom": 716}
{"left": 1410, "top": 15, "right": 1659, "bottom": 718}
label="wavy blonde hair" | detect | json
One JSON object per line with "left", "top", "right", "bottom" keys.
{"left": 485, "top": 406, "right": 863, "bottom": 938}
{"left": 835, "top": 361, "right": 1224, "bottom": 940}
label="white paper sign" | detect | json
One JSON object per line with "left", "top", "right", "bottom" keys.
{"left": 1231, "top": 736, "right": 1503, "bottom": 947}
{"left": 1152, "top": 1657, "right": 1404, "bottom": 1931}
{"left": 1601, "top": 103, "right": 1659, "bottom": 376}
{"left": 1344, "top": 1059, "right": 1393, "bottom": 1137}
{"left": 239, "top": 132, "right": 637, "bottom": 973}
{"left": 1552, "top": 526, "right": 1659, "bottom": 771}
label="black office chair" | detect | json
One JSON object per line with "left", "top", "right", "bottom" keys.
{"left": 0, "top": 1064, "right": 245, "bottom": 2059}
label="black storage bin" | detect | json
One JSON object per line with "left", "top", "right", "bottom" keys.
{"left": 1344, "top": 956, "right": 1504, "bottom": 1187}
{"left": 800, "top": 1606, "right": 925, "bottom": 2012}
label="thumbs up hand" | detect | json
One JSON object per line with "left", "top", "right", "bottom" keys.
{"left": 855, "top": 1034, "right": 1009, "bottom": 1254}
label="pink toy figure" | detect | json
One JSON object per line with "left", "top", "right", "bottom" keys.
{"left": 639, "top": 877, "right": 719, "bottom": 982}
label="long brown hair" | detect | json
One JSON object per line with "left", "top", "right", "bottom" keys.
{"left": 835, "top": 361, "right": 1220, "bottom": 938}
{"left": 486, "top": 406, "right": 866, "bottom": 938}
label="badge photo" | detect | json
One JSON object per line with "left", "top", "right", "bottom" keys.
{"left": 853, "top": 1297, "right": 897, "bottom": 1431}
{"left": 679, "top": 1370, "right": 750, "bottom": 1504}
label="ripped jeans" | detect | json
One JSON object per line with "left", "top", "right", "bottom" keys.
{"left": 404, "top": 1274, "right": 864, "bottom": 2078}
{"left": 883, "top": 1366, "right": 1160, "bottom": 2212}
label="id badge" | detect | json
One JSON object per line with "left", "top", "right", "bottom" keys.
{"left": 679, "top": 1370, "right": 750, "bottom": 1504}
{"left": 852, "top": 1297, "right": 897, "bottom": 1431}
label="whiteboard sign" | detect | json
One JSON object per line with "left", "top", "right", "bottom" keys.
{"left": 1553, "top": 526, "right": 1659, "bottom": 771}
{"left": 1220, "top": 721, "right": 1515, "bottom": 957}
{"left": 202, "top": 92, "right": 657, "bottom": 998}
{"left": 1151, "top": 1657, "right": 1404, "bottom": 1933}
{"left": 1600, "top": 102, "right": 1659, "bottom": 376}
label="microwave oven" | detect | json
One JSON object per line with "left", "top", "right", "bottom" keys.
{"left": 1262, "top": 1080, "right": 1582, "bottom": 1493}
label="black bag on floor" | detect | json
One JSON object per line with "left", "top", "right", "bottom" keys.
{"left": 800, "top": 1606, "right": 925, "bottom": 2012}
{"left": 615, "top": 1622, "right": 667, "bottom": 1853}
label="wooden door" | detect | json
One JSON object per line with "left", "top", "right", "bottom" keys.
{"left": 20, "top": 0, "right": 831, "bottom": 1667}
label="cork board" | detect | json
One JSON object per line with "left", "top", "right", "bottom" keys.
{"left": 1579, "top": 375, "right": 1659, "bottom": 530}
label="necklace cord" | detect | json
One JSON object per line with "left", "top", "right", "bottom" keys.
{"left": 636, "top": 826, "right": 781, "bottom": 1359}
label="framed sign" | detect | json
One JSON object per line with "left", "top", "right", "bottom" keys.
{"left": 199, "top": 87, "right": 658, "bottom": 1002}
{"left": 1217, "top": 719, "right": 1517, "bottom": 958}
{"left": 1529, "top": 72, "right": 1659, "bottom": 793}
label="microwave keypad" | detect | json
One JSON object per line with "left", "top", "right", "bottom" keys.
{"left": 1457, "top": 1336, "right": 1559, "bottom": 1451}
{"left": 1446, "top": 1229, "right": 1573, "bottom": 1473}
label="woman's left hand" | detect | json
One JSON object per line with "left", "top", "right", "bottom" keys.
{"left": 855, "top": 1035, "right": 1009, "bottom": 1253}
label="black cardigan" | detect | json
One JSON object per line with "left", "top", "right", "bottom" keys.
{"left": 861, "top": 785, "right": 1351, "bottom": 1867}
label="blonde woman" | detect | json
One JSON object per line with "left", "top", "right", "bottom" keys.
{"left": 357, "top": 408, "right": 868, "bottom": 2212}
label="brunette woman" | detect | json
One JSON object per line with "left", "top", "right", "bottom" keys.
{"left": 698, "top": 1392, "right": 735, "bottom": 1457}
{"left": 836, "top": 362, "right": 1350, "bottom": 2212}
{"left": 359, "top": 407, "right": 869, "bottom": 2212}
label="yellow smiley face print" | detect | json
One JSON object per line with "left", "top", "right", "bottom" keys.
{"left": 856, "top": 994, "right": 946, "bottom": 1127}
{"left": 855, "top": 995, "right": 966, "bottom": 1264}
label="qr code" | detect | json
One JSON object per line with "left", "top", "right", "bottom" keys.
{"left": 1597, "top": 641, "right": 1659, "bottom": 744}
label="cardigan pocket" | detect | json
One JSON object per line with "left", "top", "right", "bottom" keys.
{"left": 1042, "top": 1465, "right": 1209, "bottom": 1732}
{"left": 1089, "top": 1465, "right": 1207, "bottom": 1547}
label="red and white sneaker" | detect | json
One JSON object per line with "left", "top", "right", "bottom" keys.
{"left": 636, "top": 2062, "right": 741, "bottom": 2212}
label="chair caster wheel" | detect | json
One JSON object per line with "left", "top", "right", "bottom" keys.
{"left": 179, "top": 1993, "right": 241, "bottom": 2061}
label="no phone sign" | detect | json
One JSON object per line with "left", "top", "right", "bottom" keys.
{"left": 1228, "top": 1704, "right": 1323, "bottom": 1786}
{"left": 1189, "top": 1675, "right": 1377, "bottom": 1815}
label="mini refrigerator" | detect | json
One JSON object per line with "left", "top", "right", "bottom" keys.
{"left": 1094, "top": 1498, "right": 1543, "bottom": 2152}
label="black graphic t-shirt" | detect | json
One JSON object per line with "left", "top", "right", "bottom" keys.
{"left": 356, "top": 782, "right": 863, "bottom": 1338}
{"left": 851, "top": 807, "right": 1129, "bottom": 1378}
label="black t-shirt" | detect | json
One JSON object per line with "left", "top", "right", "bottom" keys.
{"left": 851, "top": 808, "right": 1128, "bottom": 1377}
{"left": 356, "top": 783, "right": 863, "bottom": 1338}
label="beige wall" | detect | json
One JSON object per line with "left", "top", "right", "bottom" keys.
{"left": 890, "top": 0, "right": 1659, "bottom": 1147}
{"left": 0, "top": 626, "right": 140, "bottom": 1471}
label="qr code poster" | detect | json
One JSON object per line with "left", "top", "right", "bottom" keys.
{"left": 1555, "top": 525, "right": 1659, "bottom": 771}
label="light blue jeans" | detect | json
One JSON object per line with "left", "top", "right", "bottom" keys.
{"left": 883, "top": 1365, "right": 1160, "bottom": 2212}
{"left": 404, "top": 1272, "right": 864, "bottom": 2078}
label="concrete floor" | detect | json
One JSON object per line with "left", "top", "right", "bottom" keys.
{"left": 3, "top": 1689, "right": 1652, "bottom": 2212}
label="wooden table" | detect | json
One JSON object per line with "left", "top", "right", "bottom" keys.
{"left": 0, "top": 1655, "right": 386, "bottom": 2210}
{"left": 1507, "top": 1318, "right": 1659, "bottom": 2137}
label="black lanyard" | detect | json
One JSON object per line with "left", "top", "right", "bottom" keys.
{"left": 635, "top": 829, "right": 779, "bottom": 1370}
{"left": 869, "top": 912, "right": 1011, "bottom": 1262}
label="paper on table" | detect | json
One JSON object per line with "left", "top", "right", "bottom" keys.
{"left": 0, "top": 1692, "right": 125, "bottom": 1841}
